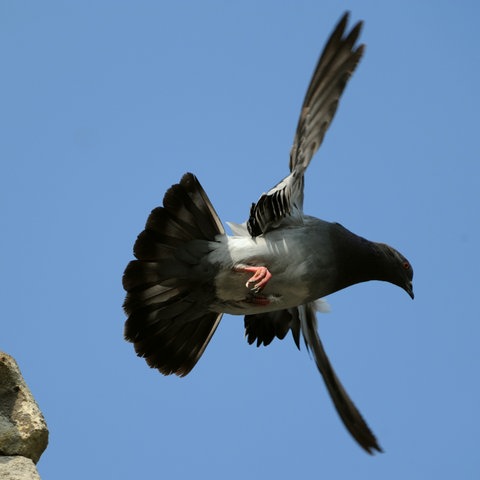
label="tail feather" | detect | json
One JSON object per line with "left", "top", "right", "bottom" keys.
{"left": 133, "top": 229, "right": 177, "bottom": 260}
{"left": 139, "top": 312, "right": 222, "bottom": 377}
{"left": 123, "top": 260, "right": 189, "bottom": 290}
{"left": 123, "top": 284, "right": 187, "bottom": 313}
{"left": 132, "top": 305, "right": 208, "bottom": 354}
{"left": 163, "top": 177, "right": 225, "bottom": 239}
{"left": 146, "top": 206, "right": 200, "bottom": 242}
{"left": 123, "top": 173, "right": 224, "bottom": 376}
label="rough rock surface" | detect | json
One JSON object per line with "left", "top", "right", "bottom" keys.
{"left": 0, "top": 353, "right": 48, "bottom": 463}
{"left": 0, "top": 456, "right": 41, "bottom": 480}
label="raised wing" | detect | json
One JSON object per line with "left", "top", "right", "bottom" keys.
{"left": 245, "top": 303, "right": 382, "bottom": 454}
{"left": 247, "top": 12, "right": 364, "bottom": 237}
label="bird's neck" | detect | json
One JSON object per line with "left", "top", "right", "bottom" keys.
{"left": 331, "top": 223, "right": 394, "bottom": 291}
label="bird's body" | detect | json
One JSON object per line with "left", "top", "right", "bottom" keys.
{"left": 123, "top": 12, "right": 414, "bottom": 454}
{"left": 209, "top": 217, "right": 337, "bottom": 314}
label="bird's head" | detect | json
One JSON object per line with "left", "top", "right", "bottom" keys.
{"left": 376, "top": 243, "right": 414, "bottom": 299}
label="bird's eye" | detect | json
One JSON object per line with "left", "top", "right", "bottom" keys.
{"left": 403, "top": 261, "right": 410, "bottom": 270}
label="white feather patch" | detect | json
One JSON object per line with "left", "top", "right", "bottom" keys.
{"left": 226, "top": 221, "right": 249, "bottom": 237}
{"left": 314, "top": 298, "right": 331, "bottom": 313}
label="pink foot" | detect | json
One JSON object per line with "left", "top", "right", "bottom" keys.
{"left": 234, "top": 265, "right": 272, "bottom": 293}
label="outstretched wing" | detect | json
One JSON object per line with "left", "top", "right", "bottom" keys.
{"left": 247, "top": 12, "right": 364, "bottom": 237}
{"left": 245, "top": 303, "right": 382, "bottom": 454}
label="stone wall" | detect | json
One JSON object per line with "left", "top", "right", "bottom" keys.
{"left": 0, "top": 353, "right": 49, "bottom": 480}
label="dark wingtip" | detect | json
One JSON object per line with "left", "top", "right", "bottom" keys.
{"left": 363, "top": 440, "right": 384, "bottom": 455}
{"left": 339, "top": 11, "right": 350, "bottom": 25}
{"left": 337, "top": 11, "right": 364, "bottom": 35}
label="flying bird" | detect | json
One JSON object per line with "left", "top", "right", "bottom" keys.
{"left": 123, "top": 12, "right": 414, "bottom": 454}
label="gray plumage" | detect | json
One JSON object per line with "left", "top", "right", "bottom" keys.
{"left": 123, "top": 12, "right": 414, "bottom": 454}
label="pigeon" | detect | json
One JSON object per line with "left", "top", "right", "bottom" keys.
{"left": 122, "top": 12, "right": 414, "bottom": 455}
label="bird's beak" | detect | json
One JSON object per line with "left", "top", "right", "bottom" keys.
{"left": 404, "top": 281, "right": 414, "bottom": 300}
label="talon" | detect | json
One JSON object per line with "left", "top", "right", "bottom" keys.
{"left": 234, "top": 265, "right": 272, "bottom": 292}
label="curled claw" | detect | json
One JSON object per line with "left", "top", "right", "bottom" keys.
{"left": 234, "top": 265, "right": 272, "bottom": 292}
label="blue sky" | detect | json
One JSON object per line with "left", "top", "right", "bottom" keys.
{"left": 2, "top": 2, "right": 479, "bottom": 479}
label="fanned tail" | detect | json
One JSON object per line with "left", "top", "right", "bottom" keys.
{"left": 123, "top": 173, "right": 224, "bottom": 376}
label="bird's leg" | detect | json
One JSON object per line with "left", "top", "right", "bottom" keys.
{"left": 234, "top": 265, "right": 272, "bottom": 293}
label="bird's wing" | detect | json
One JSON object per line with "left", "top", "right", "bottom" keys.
{"left": 247, "top": 12, "right": 364, "bottom": 237}
{"left": 298, "top": 303, "right": 382, "bottom": 454}
{"left": 244, "top": 302, "right": 382, "bottom": 454}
